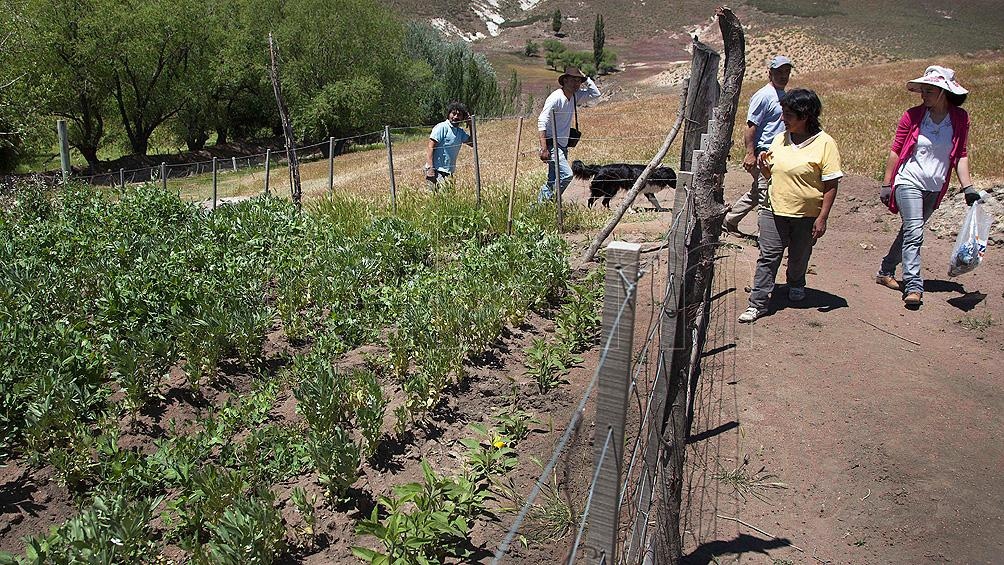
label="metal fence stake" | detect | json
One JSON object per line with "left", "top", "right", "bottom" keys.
{"left": 212, "top": 157, "right": 218, "bottom": 210}
{"left": 385, "top": 125, "right": 397, "bottom": 214}
{"left": 328, "top": 136, "right": 335, "bottom": 193}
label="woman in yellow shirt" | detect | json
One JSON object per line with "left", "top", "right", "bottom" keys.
{"left": 739, "top": 89, "right": 843, "bottom": 323}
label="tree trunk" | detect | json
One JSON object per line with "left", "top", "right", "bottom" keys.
{"left": 652, "top": 8, "right": 745, "bottom": 564}
{"left": 215, "top": 125, "right": 228, "bottom": 146}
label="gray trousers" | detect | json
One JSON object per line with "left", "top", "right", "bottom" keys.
{"left": 879, "top": 185, "right": 939, "bottom": 294}
{"left": 725, "top": 157, "right": 770, "bottom": 227}
{"left": 748, "top": 210, "right": 816, "bottom": 311}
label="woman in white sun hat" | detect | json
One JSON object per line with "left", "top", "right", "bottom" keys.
{"left": 875, "top": 65, "right": 978, "bottom": 308}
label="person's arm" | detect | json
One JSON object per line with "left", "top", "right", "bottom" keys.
{"left": 880, "top": 150, "right": 898, "bottom": 204}
{"left": 756, "top": 149, "right": 772, "bottom": 178}
{"left": 425, "top": 138, "right": 436, "bottom": 176}
{"left": 813, "top": 179, "right": 839, "bottom": 239}
{"left": 538, "top": 96, "right": 553, "bottom": 161}
{"left": 576, "top": 77, "right": 601, "bottom": 101}
{"left": 956, "top": 156, "right": 973, "bottom": 188}
{"left": 464, "top": 117, "right": 474, "bottom": 147}
{"left": 743, "top": 121, "right": 758, "bottom": 174}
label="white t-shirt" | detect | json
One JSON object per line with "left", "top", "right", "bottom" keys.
{"left": 895, "top": 110, "right": 952, "bottom": 192}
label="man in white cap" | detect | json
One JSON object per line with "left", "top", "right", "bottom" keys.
{"left": 724, "top": 55, "right": 793, "bottom": 234}
{"left": 537, "top": 66, "right": 601, "bottom": 202}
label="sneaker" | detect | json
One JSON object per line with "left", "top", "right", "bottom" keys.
{"left": 875, "top": 274, "right": 901, "bottom": 290}
{"left": 903, "top": 291, "right": 922, "bottom": 306}
{"left": 788, "top": 286, "right": 806, "bottom": 302}
{"left": 738, "top": 307, "right": 764, "bottom": 323}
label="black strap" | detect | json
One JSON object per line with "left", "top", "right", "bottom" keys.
{"left": 573, "top": 94, "right": 579, "bottom": 129}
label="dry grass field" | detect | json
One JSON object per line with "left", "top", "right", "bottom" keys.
{"left": 172, "top": 53, "right": 1002, "bottom": 208}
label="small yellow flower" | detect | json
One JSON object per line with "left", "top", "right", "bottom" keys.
{"left": 493, "top": 439, "right": 506, "bottom": 449}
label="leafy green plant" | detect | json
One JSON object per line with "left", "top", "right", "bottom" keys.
{"left": 493, "top": 408, "right": 538, "bottom": 445}
{"left": 20, "top": 492, "right": 162, "bottom": 564}
{"left": 307, "top": 426, "right": 360, "bottom": 503}
{"left": 459, "top": 423, "right": 518, "bottom": 482}
{"left": 525, "top": 338, "right": 577, "bottom": 393}
{"left": 196, "top": 490, "right": 285, "bottom": 565}
{"left": 291, "top": 486, "right": 319, "bottom": 550}
{"left": 351, "top": 370, "right": 389, "bottom": 459}
{"left": 353, "top": 461, "right": 489, "bottom": 564}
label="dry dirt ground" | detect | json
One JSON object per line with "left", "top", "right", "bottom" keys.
{"left": 561, "top": 167, "right": 1003, "bottom": 564}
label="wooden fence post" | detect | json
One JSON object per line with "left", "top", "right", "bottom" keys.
{"left": 160, "top": 162, "right": 167, "bottom": 191}
{"left": 56, "top": 119, "right": 70, "bottom": 183}
{"left": 679, "top": 39, "right": 720, "bottom": 173}
{"left": 587, "top": 241, "right": 641, "bottom": 563}
{"left": 212, "top": 157, "right": 218, "bottom": 210}
{"left": 549, "top": 109, "right": 563, "bottom": 232}
{"left": 385, "top": 125, "right": 397, "bottom": 214}
{"left": 231, "top": 156, "right": 237, "bottom": 172}
{"left": 629, "top": 171, "right": 691, "bottom": 564}
{"left": 471, "top": 115, "right": 482, "bottom": 208}
{"left": 506, "top": 117, "right": 523, "bottom": 235}
{"left": 268, "top": 33, "right": 301, "bottom": 209}
{"left": 119, "top": 168, "right": 125, "bottom": 188}
{"left": 328, "top": 136, "right": 335, "bottom": 193}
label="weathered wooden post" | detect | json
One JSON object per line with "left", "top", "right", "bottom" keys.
{"left": 679, "top": 39, "right": 721, "bottom": 173}
{"left": 119, "top": 168, "right": 125, "bottom": 188}
{"left": 653, "top": 8, "right": 744, "bottom": 564}
{"left": 160, "top": 162, "right": 167, "bottom": 191}
{"left": 385, "top": 126, "right": 397, "bottom": 214}
{"left": 628, "top": 170, "right": 692, "bottom": 564}
{"left": 506, "top": 117, "right": 523, "bottom": 235}
{"left": 231, "top": 156, "right": 237, "bottom": 172}
{"left": 471, "top": 115, "right": 483, "bottom": 207}
{"left": 268, "top": 33, "right": 301, "bottom": 209}
{"left": 56, "top": 119, "right": 71, "bottom": 183}
{"left": 588, "top": 240, "right": 641, "bottom": 563}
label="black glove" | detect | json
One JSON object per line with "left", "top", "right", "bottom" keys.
{"left": 963, "top": 186, "right": 981, "bottom": 206}
{"left": 880, "top": 185, "right": 892, "bottom": 205}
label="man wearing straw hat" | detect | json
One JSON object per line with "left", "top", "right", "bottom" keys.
{"left": 537, "top": 66, "right": 601, "bottom": 202}
{"left": 424, "top": 101, "right": 473, "bottom": 190}
{"left": 724, "top": 55, "right": 793, "bottom": 234}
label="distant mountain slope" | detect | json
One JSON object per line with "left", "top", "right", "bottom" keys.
{"left": 379, "top": 0, "right": 1003, "bottom": 58}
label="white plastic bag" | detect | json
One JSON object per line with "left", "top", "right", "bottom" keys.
{"left": 947, "top": 200, "right": 992, "bottom": 277}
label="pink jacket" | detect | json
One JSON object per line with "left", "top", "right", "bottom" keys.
{"left": 888, "top": 104, "right": 970, "bottom": 214}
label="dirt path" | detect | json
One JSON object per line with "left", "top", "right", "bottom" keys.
{"left": 680, "top": 170, "right": 1004, "bottom": 564}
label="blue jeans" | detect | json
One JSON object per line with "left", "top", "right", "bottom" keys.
{"left": 537, "top": 145, "right": 572, "bottom": 202}
{"left": 748, "top": 210, "right": 816, "bottom": 311}
{"left": 879, "top": 185, "right": 939, "bottom": 294}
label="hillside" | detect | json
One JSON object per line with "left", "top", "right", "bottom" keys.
{"left": 381, "top": 0, "right": 1004, "bottom": 98}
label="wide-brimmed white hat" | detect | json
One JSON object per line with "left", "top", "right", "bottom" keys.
{"left": 907, "top": 65, "right": 968, "bottom": 95}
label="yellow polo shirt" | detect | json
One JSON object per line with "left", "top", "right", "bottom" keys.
{"left": 766, "top": 131, "right": 843, "bottom": 218}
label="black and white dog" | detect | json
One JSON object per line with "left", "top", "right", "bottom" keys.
{"left": 571, "top": 160, "right": 676, "bottom": 211}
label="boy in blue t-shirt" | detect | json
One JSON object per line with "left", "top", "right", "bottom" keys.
{"left": 424, "top": 101, "right": 473, "bottom": 189}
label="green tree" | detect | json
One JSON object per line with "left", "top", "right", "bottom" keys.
{"left": 170, "top": 0, "right": 278, "bottom": 149}
{"left": 523, "top": 39, "right": 539, "bottom": 57}
{"left": 405, "top": 23, "right": 522, "bottom": 122}
{"left": 99, "top": 0, "right": 202, "bottom": 156}
{"left": 18, "top": 0, "right": 113, "bottom": 169}
{"left": 551, "top": 8, "right": 562, "bottom": 35}
{"left": 593, "top": 14, "right": 605, "bottom": 73}
{"left": 278, "top": 0, "right": 428, "bottom": 142}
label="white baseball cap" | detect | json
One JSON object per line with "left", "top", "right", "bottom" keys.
{"left": 769, "top": 55, "right": 794, "bottom": 69}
